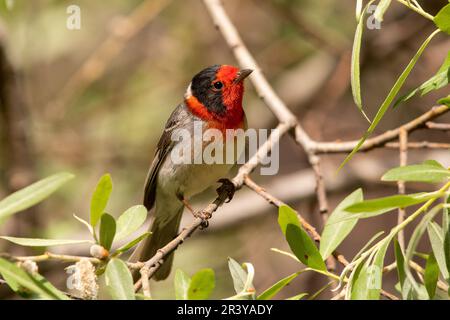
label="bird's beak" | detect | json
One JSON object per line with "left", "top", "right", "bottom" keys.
{"left": 234, "top": 69, "right": 253, "bottom": 83}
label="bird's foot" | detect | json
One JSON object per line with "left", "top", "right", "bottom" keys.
{"left": 194, "top": 210, "right": 211, "bottom": 229}
{"left": 216, "top": 178, "right": 235, "bottom": 203}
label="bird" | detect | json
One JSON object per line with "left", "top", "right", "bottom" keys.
{"left": 129, "top": 65, "right": 253, "bottom": 280}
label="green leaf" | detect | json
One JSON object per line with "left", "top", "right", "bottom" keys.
{"left": 439, "top": 95, "right": 450, "bottom": 106}
{"left": 346, "top": 193, "right": 437, "bottom": 213}
{"left": 444, "top": 195, "right": 450, "bottom": 285}
{"left": 320, "top": 189, "right": 363, "bottom": 259}
{"left": 424, "top": 252, "right": 439, "bottom": 299}
{"left": 404, "top": 205, "right": 443, "bottom": 296}
{"left": 99, "top": 213, "right": 116, "bottom": 250}
{"left": 338, "top": 29, "right": 440, "bottom": 170}
{"left": 350, "top": 260, "right": 378, "bottom": 299}
{"left": 286, "top": 293, "right": 308, "bottom": 300}
{"left": 350, "top": 234, "right": 393, "bottom": 300}
{"left": 350, "top": 2, "right": 372, "bottom": 123}
{"left": 258, "top": 272, "right": 300, "bottom": 300}
{"left": 278, "top": 206, "right": 326, "bottom": 271}
{"left": 115, "top": 232, "right": 151, "bottom": 254}
{"left": 0, "top": 258, "right": 69, "bottom": 300}
{"left": 394, "top": 239, "right": 406, "bottom": 288}
{"left": 228, "top": 258, "right": 255, "bottom": 298}
{"left": 382, "top": 161, "right": 450, "bottom": 183}
{"left": 90, "top": 174, "right": 113, "bottom": 227}
{"left": 434, "top": 4, "right": 450, "bottom": 34}
{"left": 174, "top": 269, "right": 191, "bottom": 300}
{"left": 395, "top": 52, "right": 450, "bottom": 107}
{"left": 374, "top": 0, "right": 391, "bottom": 22}
{"left": 115, "top": 205, "right": 148, "bottom": 240}
{"left": 105, "top": 258, "right": 135, "bottom": 300}
{"left": 187, "top": 269, "right": 215, "bottom": 300}
{"left": 427, "top": 222, "right": 449, "bottom": 280}
{"left": 0, "top": 172, "right": 74, "bottom": 224}
{"left": 0, "top": 236, "right": 91, "bottom": 247}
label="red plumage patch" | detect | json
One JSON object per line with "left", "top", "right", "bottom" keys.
{"left": 186, "top": 65, "right": 245, "bottom": 131}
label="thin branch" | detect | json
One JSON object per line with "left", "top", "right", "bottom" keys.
{"left": 2, "top": 252, "right": 100, "bottom": 264}
{"left": 385, "top": 141, "right": 450, "bottom": 149}
{"left": 425, "top": 122, "right": 450, "bottom": 131}
{"left": 308, "top": 105, "right": 449, "bottom": 154}
{"left": 140, "top": 267, "right": 152, "bottom": 299}
{"left": 397, "top": 128, "right": 407, "bottom": 250}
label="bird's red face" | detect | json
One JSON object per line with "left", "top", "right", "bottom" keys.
{"left": 185, "top": 65, "right": 252, "bottom": 129}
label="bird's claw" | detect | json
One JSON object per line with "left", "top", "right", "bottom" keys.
{"left": 216, "top": 178, "right": 235, "bottom": 203}
{"left": 194, "top": 210, "right": 211, "bottom": 229}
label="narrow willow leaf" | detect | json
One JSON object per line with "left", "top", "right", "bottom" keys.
{"left": 351, "top": 2, "right": 372, "bottom": 123}
{"left": 382, "top": 161, "right": 450, "bottom": 183}
{"left": 353, "top": 234, "right": 395, "bottom": 300}
{"left": 374, "top": 0, "right": 392, "bottom": 22}
{"left": 286, "top": 224, "right": 327, "bottom": 271}
{"left": 427, "top": 222, "right": 449, "bottom": 279}
{"left": 434, "top": 4, "right": 450, "bottom": 34}
{"left": 368, "top": 237, "right": 394, "bottom": 300}
{"left": 228, "top": 258, "right": 255, "bottom": 298}
{"left": 286, "top": 293, "right": 308, "bottom": 300}
{"left": 0, "top": 236, "right": 91, "bottom": 247}
{"left": 115, "top": 205, "right": 148, "bottom": 240}
{"left": 115, "top": 232, "right": 150, "bottom": 254}
{"left": 90, "top": 174, "right": 113, "bottom": 227}
{"left": 320, "top": 189, "right": 363, "bottom": 259}
{"left": 0, "top": 258, "right": 69, "bottom": 300}
{"left": 394, "top": 52, "right": 450, "bottom": 107}
{"left": 187, "top": 269, "right": 215, "bottom": 300}
{"left": 338, "top": 29, "right": 440, "bottom": 170}
{"left": 0, "top": 172, "right": 74, "bottom": 223}
{"left": 424, "top": 253, "right": 439, "bottom": 299}
{"left": 99, "top": 213, "right": 116, "bottom": 250}
{"left": 404, "top": 205, "right": 442, "bottom": 295}
{"left": 350, "top": 260, "right": 376, "bottom": 299}
{"left": 394, "top": 239, "right": 406, "bottom": 288}
{"left": 445, "top": 200, "right": 450, "bottom": 283}
{"left": 279, "top": 206, "right": 326, "bottom": 271}
{"left": 174, "top": 269, "right": 191, "bottom": 300}
{"left": 443, "top": 198, "right": 450, "bottom": 284}
{"left": 258, "top": 272, "right": 300, "bottom": 300}
{"left": 105, "top": 258, "right": 135, "bottom": 300}
{"left": 346, "top": 193, "right": 436, "bottom": 213}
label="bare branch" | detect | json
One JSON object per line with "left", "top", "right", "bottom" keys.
{"left": 309, "top": 105, "right": 449, "bottom": 154}
{"left": 425, "top": 122, "right": 450, "bottom": 131}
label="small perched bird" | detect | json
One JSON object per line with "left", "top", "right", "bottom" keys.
{"left": 129, "top": 65, "right": 253, "bottom": 280}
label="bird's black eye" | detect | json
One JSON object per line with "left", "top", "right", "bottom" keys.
{"left": 213, "top": 81, "right": 223, "bottom": 90}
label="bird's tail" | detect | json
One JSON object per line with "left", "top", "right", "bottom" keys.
{"left": 129, "top": 203, "right": 184, "bottom": 281}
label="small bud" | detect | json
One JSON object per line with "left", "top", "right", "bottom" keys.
{"left": 90, "top": 244, "right": 109, "bottom": 259}
{"left": 19, "top": 260, "right": 38, "bottom": 275}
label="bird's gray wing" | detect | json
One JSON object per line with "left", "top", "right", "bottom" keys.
{"left": 143, "top": 103, "right": 193, "bottom": 210}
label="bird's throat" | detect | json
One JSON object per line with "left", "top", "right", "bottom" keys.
{"left": 185, "top": 95, "right": 244, "bottom": 130}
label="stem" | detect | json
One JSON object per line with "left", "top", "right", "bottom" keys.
{"left": 395, "top": 0, "right": 434, "bottom": 21}
{"left": 391, "top": 181, "right": 450, "bottom": 236}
